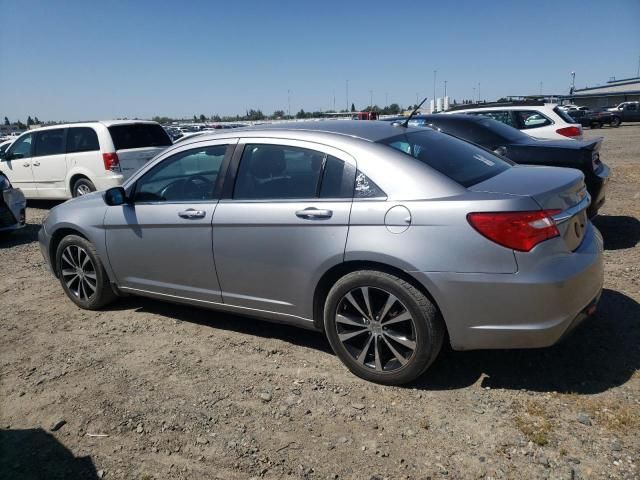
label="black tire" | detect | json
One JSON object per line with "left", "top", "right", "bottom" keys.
{"left": 610, "top": 116, "right": 621, "bottom": 128}
{"left": 590, "top": 121, "right": 602, "bottom": 129}
{"left": 323, "top": 270, "right": 444, "bottom": 385}
{"left": 55, "top": 235, "right": 116, "bottom": 310}
{"left": 72, "top": 178, "right": 96, "bottom": 197}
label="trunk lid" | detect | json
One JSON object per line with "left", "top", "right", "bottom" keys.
{"left": 470, "top": 165, "right": 590, "bottom": 251}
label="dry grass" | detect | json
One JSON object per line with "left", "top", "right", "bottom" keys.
{"left": 512, "top": 400, "right": 554, "bottom": 446}
{"left": 561, "top": 393, "right": 639, "bottom": 433}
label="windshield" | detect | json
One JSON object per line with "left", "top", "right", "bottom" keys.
{"left": 377, "top": 130, "right": 511, "bottom": 187}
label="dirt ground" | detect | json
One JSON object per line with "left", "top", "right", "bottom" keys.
{"left": 1, "top": 125, "right": 638, "bottom": 480}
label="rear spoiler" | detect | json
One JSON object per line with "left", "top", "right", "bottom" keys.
{"left": 579, "top": 137, "right": 603, "bottom": 152}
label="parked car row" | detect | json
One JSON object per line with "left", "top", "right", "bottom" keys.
{"left": 0, "top": 121, "right": 172, "bottom": 199}
{"left": 37, "top": 119, "right": 604, "bottom": 385}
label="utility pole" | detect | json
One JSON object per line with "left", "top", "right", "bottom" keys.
{"left": 287, "top": 89, "right": 291, "bottom": 117}
{"left": 539, "top": 81, "right": 543, "bottom": 96}
{"left": 570, "top": 71, "right": 576, "bottom": 93}
{"left": 472, "top": 87, "right": 476, "bottom": 103}
{"left": 444, "top": 80, "right": 447, "bottom": 98}
{"left": 333, "top": 90, "right": 336, "bottom": 112}
{"left": 416, "top": 93, "right": 419, "bottom": 106}
{"left": 433, "top": 70, "right": 437, "bottom": 104}
{"left": 477, "top": 82, "right": 481, "bottom": 102}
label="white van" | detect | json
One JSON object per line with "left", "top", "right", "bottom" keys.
{"left": 0, "top": 120, "right": 172, "bottom": 199}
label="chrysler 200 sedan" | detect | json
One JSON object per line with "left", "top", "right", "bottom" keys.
{"left": 38, "top": 121, "right": 604, "bottom": 384}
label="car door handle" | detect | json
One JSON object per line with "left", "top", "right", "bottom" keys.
{"left": 295, "top": 208, "right": 333, "bottom": 219}
{"left": 32, "top": 161, "right": 40, "bottom": 166}
{"left": 23, "top": 162, "right": 30, "bottom": 167}
{"left": 178, "top": 209, "right": 206, "bottom": 219}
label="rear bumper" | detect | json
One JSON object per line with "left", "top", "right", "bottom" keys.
{"left": 413, "top": 224, "right": 604, "bottom": 351}
{"left": 93, "top": 174, "right": 124, "bottom": 192}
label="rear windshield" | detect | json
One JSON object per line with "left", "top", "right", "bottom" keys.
{"left": 553, "top": 106, "right": 578, "bottom": 124}
{"left": 108, "top": 123, "right": 172, "bottom": 150}
{"left": 377, "top": 130, "right": 511, "bottom": 187}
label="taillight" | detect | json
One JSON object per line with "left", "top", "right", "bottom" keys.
{"left": 102, "top": 152, "right": 121, "bottom": 171}
{"left": 556, "top": 126, "right": 582, "bottom": 138}
{"left": 467, "top": 210, "right": 562, "bottom": 252}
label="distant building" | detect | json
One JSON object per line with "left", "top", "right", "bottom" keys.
{"left": 563, "top": 76, "right": 640, "bottom": 109}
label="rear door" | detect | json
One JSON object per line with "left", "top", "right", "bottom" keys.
{"left": 32, "top": 128, "right": 68, "bottom": 198}
{"left": 104, "top": 140, "right": 234, "bottom": 302}
{"left": 107, "top": 123, "right": 173, "bottom": 179}
{"left": 1, "top": 133, "right": 36, "bottom": 197}
{"left": 212, "top": 139, "right": 355, "bottom": 320}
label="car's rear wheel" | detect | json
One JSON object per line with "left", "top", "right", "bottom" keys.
{"left": 610, "top": 116, "right": 621, "bottom": 128}
{"left": 324, "top": 270, "right": 444, "bottom": 385}
{"left": 72, "top": 178, "right": 96, "bottom": 197}
{"left": 55, "top": 235, "right": 116, "bottom": 310}
{"left": 590, "top": 121, "right": 602, "bottom": 129}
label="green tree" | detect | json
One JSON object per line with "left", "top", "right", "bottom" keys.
{"left": 211, "top": 114, "right": 222, "bottom": 122}
{"left": 4, "top": 117, "right": 9, "bottom": 126}
{"left": 350, "top": 103, "right": 356, "bottom": 112}
{"left": 272, "top": 110, "right": 285, "bottom": 118}
{"left": 34, "top": 117, "right": 40, "bottom": 124}
{"left": 296, "top": 109, "right": 306, "bottom": 119}
{"left": 27, "top": 116, "right": 34, "bottom": 126}
{"left": 199, "top": 114, "right": 206, "bottom": 122}
{"left": 193, "top": 115, "right": 198, "bottom": 122}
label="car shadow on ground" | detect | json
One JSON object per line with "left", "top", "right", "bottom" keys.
{"left": 116, "top": 288, "right": 638, "bottom": 394}
{"left": 0, "top": 222, "right": 41, "bottom": 248}
{"left": 414, "top": 288, "right": 639, "bottom": 394}
{"left": 593, "top": 215, "right": 640, "bottom": 250}
{"left": 0, "top": 428, "right": 98, "bottom": 479}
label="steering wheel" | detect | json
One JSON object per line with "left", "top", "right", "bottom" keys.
{"left": 182, "top": 175, "right": 211, "bottom": 198}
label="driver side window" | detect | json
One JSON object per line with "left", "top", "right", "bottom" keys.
{"left": 134, "top": 145, "right": 228, "bottom": 203}
{"left": 6, "top": 133, "right": 33, "bottom": 159}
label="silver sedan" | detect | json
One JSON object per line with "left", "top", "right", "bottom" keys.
{"left": 38, "top": 121, "right": 603, "bottom": 384}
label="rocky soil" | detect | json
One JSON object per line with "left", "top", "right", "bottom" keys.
{"left": 1, "top": 125, "right": 638, "bottom": 479}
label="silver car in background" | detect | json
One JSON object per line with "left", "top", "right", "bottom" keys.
{"left": 38, "top": 121, "right": 603, "bottom": 384}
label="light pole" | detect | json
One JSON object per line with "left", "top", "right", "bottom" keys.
{"left": 444, "top": 80, "right": 447, "bottom": 98}
{"left": 477, "top": 82, "right": 481, "bottom": 102}
{"left": 287, "top": 89, "right": 291, "bottom": 117}
{"left": 346, "top": 80, "right": 349, "bottom": 111}
{"left": 472, "top": 87, "right": 476, "bottom": 103}
{"left": 433, "top": 70, "right": 437, "bottom": 104}
{"left": 539, "top": 81, "right": 543, "bottom": 96}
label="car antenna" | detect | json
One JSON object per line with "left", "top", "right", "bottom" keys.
{"left": 400, "top": 97, "right": 428, "bottom": 128}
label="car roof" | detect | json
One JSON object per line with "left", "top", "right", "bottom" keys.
{"left": 192, "top": 120, "right": 424, "bottom": 143}
{"left": 19, "top": 120, "right": 160, "bottom": 133}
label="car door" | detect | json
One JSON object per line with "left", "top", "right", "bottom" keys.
{"left": 104, "top": 140, "right": 235, "bottom": 302}
{"left": 624, "top": 103, "right": 640, "bottom": 121}
{"left": 32, "top": 128, "right": 69, "bottom": 199}
{"left": 1, "top": 133, "right": 36, "bottom": 197}
{"left": 212, "top": 139, "right": 356, "bottom": 320}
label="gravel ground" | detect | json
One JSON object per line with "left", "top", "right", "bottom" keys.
{"left": 1, "top": 125, "right": 638, "bottom": 480}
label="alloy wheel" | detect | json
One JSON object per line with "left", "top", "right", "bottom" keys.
{"left": 335, "top": 286, "right": 417, "bottom": 372}
{"left": 76, "top": 184, "right": 92, "bottom": 196}
{"left": 60, "top": 245, "right": 97, "bottom": 301}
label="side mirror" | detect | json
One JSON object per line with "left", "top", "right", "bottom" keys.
{"left": 494, "top": 146, "right": 508, "bottom": 156}
{"left": 104, "top": 186, "right": 128, "bottom": 206}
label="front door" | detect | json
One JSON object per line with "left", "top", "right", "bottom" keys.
{"left": 213, "top": 139, "right": 355, "bottom": 320}
{"left": 104, "top": 141, "right": 234, "bottom": 302}
{"left": 32, "top": 128, "right": 68, "bottom": 199}
{"left": 1, "top": 133, "right": 36, "bottom": 198}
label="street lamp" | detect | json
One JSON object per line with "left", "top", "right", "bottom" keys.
{"left": 433, "top": 70, "right": 437, "bottom": 104}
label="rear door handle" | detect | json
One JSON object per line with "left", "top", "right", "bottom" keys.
{"left": 23, "top": 162, "right": 30, "bottom": 167}
{"left": 295, "top": 207, "right": 333, "bottom": 219}
{"left": 178, "top": 209, "right": 206, "bottom": 219}
{"left": 32, "top": 161, "right": 40, "bottom": 166}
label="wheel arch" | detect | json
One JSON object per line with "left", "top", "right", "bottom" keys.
{"left": 312, "top": 260, "right": 447, "bottom": 336}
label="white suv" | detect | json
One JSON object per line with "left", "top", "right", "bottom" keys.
{"left": 0, "top": 120, "right": 172, "bottom": 199}
{"left": 443, "top": 103, "right": 583, "bottom": 140}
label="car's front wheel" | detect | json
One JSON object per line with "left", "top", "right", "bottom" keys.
{"left": 610, "top": 116, "right": 621, "bottom": 127}
{"left": 55, "top": 235, "right": 116, "bottom": 310}
{"left": 324, "top": 270, "right": 444, "bottom": 385}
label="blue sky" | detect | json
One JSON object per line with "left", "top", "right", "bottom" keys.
{"left": 1, "top": 0, "right": 639, "bottom": 121}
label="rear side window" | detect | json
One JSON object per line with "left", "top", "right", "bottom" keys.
{"left": 377, "top": 130, "right": 510, "bottom": 188}
{"left": 66, "top": 127, "right": 99, "bottom": 153}
{"left": 516, "top": 111, "right": 552, "bottom": 129}
{"left": 34, "top": 129, "right": 65, "bottom": 157}
{"left": 108, "top": 124, "right": 172, "bottom": 150}
{"left": 234, "top": 144, "right": 350, "bottom": 200}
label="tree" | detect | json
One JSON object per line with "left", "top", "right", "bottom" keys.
{"left": 34, "top": 117, "right": 40, "bottom": 124}
{"left": 296, "top": 109, "right": 307, "bottom": 119}
{"left": 211, "top": 114, "right": 222, "bottom": 122}
{"left": 27, "top": 116, "right": 34, "bottom": 126}
{"left": 199, "top": 114, "right": 206, "bottom": 123}
{"left": 193, "top": 115, "right": 198, "bottom": 122}
{"left": 350, "top": 103, "right": 356, "bottom": 112}
{"left": 3, "top": 117, "right": 9, "bottom": 126}
{"left": 16, "top": 120, "right": 26, "bottom": 129}
{"left": 272, "top": 110, "right": 285, "bottom": 119}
